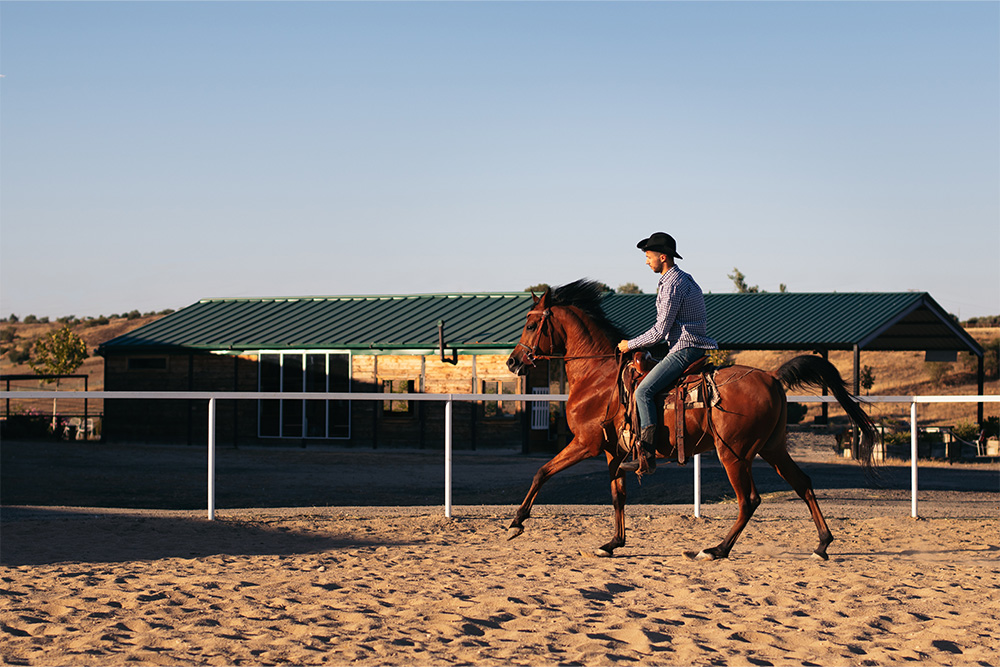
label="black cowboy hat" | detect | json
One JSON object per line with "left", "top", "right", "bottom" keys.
{"left": 636, "top": 232, "right": 682, "bottom": 259}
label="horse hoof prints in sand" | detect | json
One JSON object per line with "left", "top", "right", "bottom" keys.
{"left": 505, "top": 280, "right": 879, "bottom": 561}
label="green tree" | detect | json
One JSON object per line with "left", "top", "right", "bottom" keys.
{"left": 29, "top": 326, "right": 88, "bottom": 377}
{"left": 728, "top": 267, "right": 787, "bottom": 294}
{"left": 860, "top": 365, "right": 876, "bottom": 395}
{"left": 964, "top": 315, "right": 1000, "bottom": 327}
{"left": 616, "top": 283, "right": 643, "bottom": 294}
{"left": 524, "top": 283, "right": 550, "bottom": 295}
{"left": 728, "top": 268, "right": 760, "bottom": 293}
{"left": 962, "top": 336, "right": 999, "bottom": 381}
{"left": 29, "top": 325, "right": 89, "bottom": 430}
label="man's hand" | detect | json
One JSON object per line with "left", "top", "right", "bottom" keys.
{"left": 617, "top": 340, "right": 630, "bottom": 353}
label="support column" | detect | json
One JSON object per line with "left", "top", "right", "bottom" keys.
{"left": 910, "top": 401, "right": 918, "bottom": 519}
{"left": 979, "top": 354, "right": 985, "bottom": 425}
{"left": 444, "top": 396, "right": 453, "bottom": 518}
{"left": 208, "top": 397, "right": 217, "bottom": 521}
{"left": 852, "top": 344, "right": 861, "bottom": 458}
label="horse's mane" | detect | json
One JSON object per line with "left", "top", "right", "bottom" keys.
{"left": 549, "top": 279, "right": 626, "bottom": 342}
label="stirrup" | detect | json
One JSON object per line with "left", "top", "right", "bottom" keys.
{"left": 619, "top": 453, "right": 656, "bottom": 474}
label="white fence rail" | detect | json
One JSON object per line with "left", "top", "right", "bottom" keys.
{"left": 2, "top": 391, "right": 996, "bottom": 521}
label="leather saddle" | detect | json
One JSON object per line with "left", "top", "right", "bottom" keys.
{"left": 619, "top": 351, "right": 715, "bottom": 466}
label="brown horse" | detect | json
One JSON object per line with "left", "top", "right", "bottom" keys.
{"left": 505, "top": 280, "right": 878, "bottom": 560}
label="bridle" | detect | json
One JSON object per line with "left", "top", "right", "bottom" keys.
{"left": 513, "top": 307, "right": 618, "bottom": 367}
{"left": 512, "top": 308, "right": 553, "bottom": 367}
{"left": 512, "top": 304, "right": 625, "bottom": 432}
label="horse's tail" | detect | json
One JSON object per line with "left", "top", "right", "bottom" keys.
{"left": 773, "top": 355, "right": 880, "bottom": 469}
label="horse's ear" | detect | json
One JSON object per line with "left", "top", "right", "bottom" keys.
{"left": 537, "top": 288, "right": 551, "bottom": 309}
{"left": 531, "top": 291, "right": 541, "bottom": 305}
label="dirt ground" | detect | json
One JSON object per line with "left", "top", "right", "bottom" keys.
{"left": 2, "top": 432, "right": 998, "bottom": 666}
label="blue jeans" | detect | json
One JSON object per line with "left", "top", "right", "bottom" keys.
{"left": 635, "top": 346, "right": 707, "bottom": 430}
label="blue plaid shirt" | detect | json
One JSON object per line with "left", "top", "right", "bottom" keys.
{"left": 627, "top": 266, "right": 717, "bottom": 352}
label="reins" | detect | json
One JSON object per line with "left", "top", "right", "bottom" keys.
{"left": 530, "top": 352, "right": 618, "bottom": 361}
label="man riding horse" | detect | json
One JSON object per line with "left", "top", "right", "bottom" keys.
{"left": 617, "top": 232, "right": 718, "bottom": 474}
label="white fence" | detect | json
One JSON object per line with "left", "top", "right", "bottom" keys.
{"left": 1, "top": 391, "right": 996, "bottom": 521}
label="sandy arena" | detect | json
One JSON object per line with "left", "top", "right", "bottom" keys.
{"left": 2, "top": 433, "right": 998, "bottom": 666}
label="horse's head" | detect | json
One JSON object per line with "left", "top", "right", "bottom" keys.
{"left": 506, "top": 288, "right": 560, "bottom": 376}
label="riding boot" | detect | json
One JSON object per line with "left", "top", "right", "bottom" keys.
{"left": 620, "top": 426, "right": 657, "bottom": 474}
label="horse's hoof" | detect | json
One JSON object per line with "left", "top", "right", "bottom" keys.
{"left": 593, "top": 548, "right": 614, "bottom": 558}
{"left": 685, "top": 549, "right": 716, "bottom": 560}
{"left": 506, "top": 526, "right": 524, "bottom": 541}
{"left": 811, "top": 551, "right": 829, "bottom": 561}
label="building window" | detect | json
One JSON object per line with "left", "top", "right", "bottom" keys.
{"left": 481, "top": 379, "right": 518, "bottom": 419}
{"left": 382, "top": 379, "right": 415, "bottom": 415}
{"left": 258, "top": 352, "right": 351, "bottom": 439}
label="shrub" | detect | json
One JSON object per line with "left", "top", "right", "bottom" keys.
{"left": 952, "top": 421, "right": 980, "bottom": 442}
{"left": 924, "top": 361, "right": 951, "bottom": 384}
{"left": 0, "top": 327, "right": 14, "bottom": 344}
{"left": 708, "top": 349, "right": 733, "bottom": 368}
{"left": 883, "top": 430, "right": 910, "bottom": 448}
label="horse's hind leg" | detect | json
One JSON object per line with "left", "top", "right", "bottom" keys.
{"left": 694, "top": 456, "right": 760, "bottom": 560}
{"left": 759, "top": 445, "right": 834, "bottom": 560}
{"left": 595, "top": 454, "right": 627, "bottom": 557}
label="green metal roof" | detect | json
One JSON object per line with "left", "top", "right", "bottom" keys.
{"left": 98, "top": 290, "right": 983, "bottom": 356}
{"left": 98, "top": 293, "right": 535, "bottom": 353}
{"left": 704, "top": 292, "right": 979, "bottom": 352}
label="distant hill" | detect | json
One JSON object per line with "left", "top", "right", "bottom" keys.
{"left": 1, "top": 314, "right": 168, "bottom": 390}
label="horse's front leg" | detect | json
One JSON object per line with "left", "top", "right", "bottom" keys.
{"left": 507, "top": 435, "right": 599, "bottom": 540}
{"left": 595, "top": 451, "right": 627, "bottom": 557}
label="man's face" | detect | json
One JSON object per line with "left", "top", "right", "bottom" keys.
{"left": 645, "top": 250, "right": 668, "bottom": 273}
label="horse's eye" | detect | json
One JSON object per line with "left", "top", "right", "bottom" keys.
{"left": 526, "top": 323, "right": 537, "bottom": 331}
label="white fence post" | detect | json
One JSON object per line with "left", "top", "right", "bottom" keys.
{"left": 208, "top": 397, "right": 217, "bottom": 521}
{"left": 2, "top": 390, "right": 996, "bottom": 522}
{"left": 693, "top": 454, "right": 702, "bottom": 518}
{"left": 444, "top": 395, "right": 453, "bottom": 518}
{"left": 910, "top": 401, "right": 918, "bottom": 519}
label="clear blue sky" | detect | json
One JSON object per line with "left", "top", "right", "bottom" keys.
{"left": 2, "top": 1, "right": 998, "bottom": 320}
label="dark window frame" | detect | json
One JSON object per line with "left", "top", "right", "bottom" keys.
{"left": 257, "top": 351, "right": 352, "bottom": 440}
{"left": 126, "top": 357, "right": 168, "bottom": 371}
